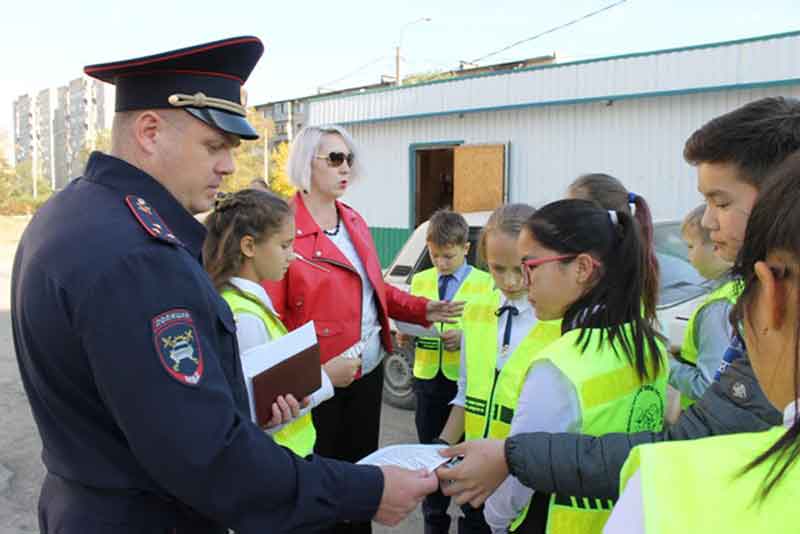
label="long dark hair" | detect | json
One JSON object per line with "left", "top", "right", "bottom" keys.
{"left": 524, "top": 199, "right": 663, "bottom": 381}
{"left": 569, "top": 173, "right": 660, "bottom": 323}
{"left": 203, "top": 189, "right": 292, "bottom": 290}
{"left": 731, "top": 151, "right": 800, "bottom": 500}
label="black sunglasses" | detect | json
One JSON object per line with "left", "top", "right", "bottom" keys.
{"left": 315, "top": 151, "right": 354, "bottom": 168}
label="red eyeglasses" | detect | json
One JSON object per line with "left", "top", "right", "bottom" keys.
{"left": 519, "top": 254, "right": 606, "bottom": 285}
{"left": 521, "top": 254, "right": 576, "bottom": 283}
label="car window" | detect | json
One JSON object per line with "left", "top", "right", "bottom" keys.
{"left": 654, "top": 222, "right": 709, "bottom": 308}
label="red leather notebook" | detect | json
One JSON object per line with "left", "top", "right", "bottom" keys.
{"left": 252, "top": 343, "right": 322, "bottom": 428}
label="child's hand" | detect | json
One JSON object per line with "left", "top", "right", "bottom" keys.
{"left": 395, "top": 332, "right": 412, "bottom": 348}
{"left": 323, "top": 354, "right": 361, "bottom": 388}
{"left": 441, "top": 329, "right": 462, "bottom": 352}
{"left": 263, "top": 394, "right": 302, "bottom": 429}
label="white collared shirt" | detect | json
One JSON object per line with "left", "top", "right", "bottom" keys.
{"left": 452, "top": 294, "right": 538, "bottom": 408}
{"left": 227, "top": 277, "right": 334, "bottom": 431}
{"left": 326, "top": 222, "right": 383, "bottom": 375}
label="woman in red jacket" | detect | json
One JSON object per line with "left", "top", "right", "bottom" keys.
{"left": 264, "top": 124, "right": 462, "bottom": 534}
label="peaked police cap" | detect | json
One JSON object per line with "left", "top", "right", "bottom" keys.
{"left": 84, "top": 36, "right": 264, "bottom": 139}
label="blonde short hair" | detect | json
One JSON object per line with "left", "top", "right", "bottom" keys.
{"left": 287, "top": 125, "right": 365, "bottom": 192}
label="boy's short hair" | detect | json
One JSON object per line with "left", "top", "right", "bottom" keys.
{"left": 681, "top": 204, "right": 712, "bottom": 244}
{"left": 426, "top": 209, "right": 469, "bottom": 247}
{"left": 683, "top": 97, "right": 800, "bottom": 187}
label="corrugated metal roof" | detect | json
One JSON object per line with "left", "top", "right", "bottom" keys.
{"left": 307, "top": 31, "right": 800, "bottom": 126}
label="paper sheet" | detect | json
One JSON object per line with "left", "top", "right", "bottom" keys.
{"left": 239, "top": 321, "right": 318, "bottom": 422}
{"left": 394, "top": 320, "right": 440, "bottom": 338}
{"left": 357, "top": 444, "right": 449, "bottom": 472}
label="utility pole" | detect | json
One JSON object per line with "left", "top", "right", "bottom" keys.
{"left": 395, "top": 17, "right": 431, "bottom": 86}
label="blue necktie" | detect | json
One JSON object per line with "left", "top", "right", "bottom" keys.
{"left": 439, "top": 274, "right": 455, "bottom": 301}
{"left": 495, "top": 305, "right": 519, "bottom": 352}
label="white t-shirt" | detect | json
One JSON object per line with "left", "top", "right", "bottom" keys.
{"left": 325, "top": 222, "right": 383, "bottom": 375}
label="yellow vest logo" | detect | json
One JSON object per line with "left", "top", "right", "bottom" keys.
{"left": 627, "top": 385, "right": 664, "bottom": 432}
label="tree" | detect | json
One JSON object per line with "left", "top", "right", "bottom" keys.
{"left": 402, "top": 70, "right": 454, "bottom": 85}
{"left": 268, "top": 142, "right": 296, "bottom": 198}
{"left": 221, "top": 108, "right": 275, "bottom": 193}
{"left": 78, "top": 129, "right": 112, "bottom": 170}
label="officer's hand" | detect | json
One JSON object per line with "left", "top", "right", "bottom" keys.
{"left": 263, "top": 394, "right": 303, "bottom": 429}
{"left": 441, "top": 329, "right": 462, "bottom": 352}
{"left": 323, "top": 355, "right": 361, "bottom": 388}
{"left": 374, "top": 466, "right": 438, "bottom": 526}
{"left": 426, "top": 300, "right": 465, "bottom": 324}
{"left": 436, "top": 439, "right": 508, "bottom": 507}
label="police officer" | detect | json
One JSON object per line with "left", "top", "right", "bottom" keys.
{"left": 11, "top": 36, "right": 436, "bottom": 533}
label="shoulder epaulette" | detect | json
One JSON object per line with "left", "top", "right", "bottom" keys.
{"left": 125, "top": 195, "right": 183, "bottom": 247}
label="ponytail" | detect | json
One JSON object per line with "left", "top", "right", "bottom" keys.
{"left": 629, "top": 193, "right": 660, "bottom": 322}
{"left": 568, "top": 173, "right": 660, "bottom": 323}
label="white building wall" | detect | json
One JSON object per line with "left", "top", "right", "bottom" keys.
{"left": 340, "top": 85, "right": 800, "bottom": 229}
{"left": 309, "top": 32, "right": 800, "bottom": 125}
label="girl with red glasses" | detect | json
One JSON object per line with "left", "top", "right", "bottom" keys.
{"left": 476, "top": 199, "right": 668, "bottom": 533}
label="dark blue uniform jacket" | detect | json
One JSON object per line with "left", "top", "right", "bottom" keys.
{"left": 11, "top": 152, "right": 383, "bottom": 533}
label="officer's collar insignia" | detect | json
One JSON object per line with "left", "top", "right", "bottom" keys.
{"left": 125, "top": 195, "right": 182, "bottom": 247}
{"left": 152, "top": 309, "right": 204, "bottom": 386}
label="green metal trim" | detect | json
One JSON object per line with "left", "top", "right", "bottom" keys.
{"left": 303, "top": 30, "right": 800, "bottom": 104}
{"left": 370, "top": 226, "right": 414, "bottom": 268}
{"left": 339, "top": 77, "right": 800, "bottom": 127}
{"left": 407, "top": 140, "right": 464, "bottom": 228}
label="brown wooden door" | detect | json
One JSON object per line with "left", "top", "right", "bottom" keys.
{"left": 453, "top": 144, "right": 506, "bottom": 213}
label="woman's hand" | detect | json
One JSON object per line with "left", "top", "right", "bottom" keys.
{"left": 323, "top": 354, "right": 361, "bottom": 388}
{"left": 426, "top": 300, "right": 465, "bottom": 324}
{"left": 263, "top": 394, "right": 308, "bottom": 429}
{"left": 436, "top": 439, "right": 509, "bottom": 507}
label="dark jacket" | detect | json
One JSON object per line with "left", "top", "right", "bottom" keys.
{"left": 504, "top": 352, "right": 783, "bottom": 500}
{"left": 12, "top": 152, "right": 383, "bottom": 533}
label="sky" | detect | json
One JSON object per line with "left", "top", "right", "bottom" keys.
{"left": 2, "top": 0, "right": 798, "bottom": 159}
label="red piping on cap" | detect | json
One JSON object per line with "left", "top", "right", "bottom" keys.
{"left": 114, "top": 69, "right": 244, "bottom": 83}
{"left": 84, "top": 37, "right": 261, "bottom": 74}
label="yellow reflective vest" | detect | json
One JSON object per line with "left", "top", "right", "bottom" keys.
{"left": 222, "top": 287, "right": 316, "bottom": 458}
{"left": 618, "top": 426, "right": 798, "bottom": 533}
{"left": 679, "top": 279, "right": 740, "bottom": 408}
{"left": 514, "top": 324, "right": 668, "bottom": 534}
{"left": 410, "top": 266, "right": 493, "bottom": 381}
{"left": 462, "top": 291, "right": 562, "bottom": 441}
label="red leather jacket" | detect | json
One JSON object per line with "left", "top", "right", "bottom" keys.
{"left": 263, "top": 193, "right": 429, "bottom": 370}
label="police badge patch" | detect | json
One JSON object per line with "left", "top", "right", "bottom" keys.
{"left": 152, "top": 309, "right": 204, "bottom": 386}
